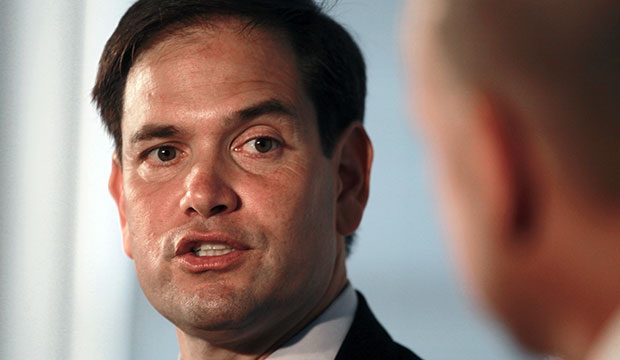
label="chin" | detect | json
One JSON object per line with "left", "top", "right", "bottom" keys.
{"left": 149, "top": 282, "right": 256, "bottom": 333}
{"left": 167, "top": 301, "right": 254, "bottom": 338}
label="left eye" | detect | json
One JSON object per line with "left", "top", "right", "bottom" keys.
{"left": 232, "top": 135, "right": 283, "bottom": 158}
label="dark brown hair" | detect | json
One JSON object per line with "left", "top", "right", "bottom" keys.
{"left": 92, "top": 0, "right": 366, "bottom": 158}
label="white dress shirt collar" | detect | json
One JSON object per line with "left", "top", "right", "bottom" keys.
{"left": 587, "top": 306, "right": 620, "bottom": 360}
{"left": 266, "top": 283, "right": 358, "bottom": 360}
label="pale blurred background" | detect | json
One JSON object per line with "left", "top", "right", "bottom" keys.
{"left": 0, "top": 0, "right": 541, "bottom": 359}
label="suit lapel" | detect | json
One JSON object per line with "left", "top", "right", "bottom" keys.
{"left": 335, "top": 292, "right": 422, "bottom": 360}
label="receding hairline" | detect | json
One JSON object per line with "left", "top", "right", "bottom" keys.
{"left": 130, "top": 15, "right": 295, "bottom": 73}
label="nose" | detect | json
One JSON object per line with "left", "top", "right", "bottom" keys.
{"left": 179, "top": 163, "right": 240, "bottom": 218}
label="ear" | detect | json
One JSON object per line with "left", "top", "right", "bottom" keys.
{"left": 333, "top": 122, "right": 374, "bottom": 236}
{"left": 109, "top": 155, "right": 133, "bottom": 259}
{"left": 472, "top": 90, "right": 534, "bottom": 245}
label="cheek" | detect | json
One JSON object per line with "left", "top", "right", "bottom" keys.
{"left": 433, "top": 150, "right": 489, "bottom": 300}
{"left": 420, "top": 101, "right": 494, "bottom": 304}
{"left": 125, "top": 169, "right": 182, "bottom": 215}
{"left": 124, "top": 192, "right": 176, "bottom": 295}
{"left": 251, "top": 157, "right": 332, "bottom": 215}
{"left": 246, "top": 161, "right": 336, "bottom": 254}
{"left": 123, "top": 180, "right": 180, "bottom": 258}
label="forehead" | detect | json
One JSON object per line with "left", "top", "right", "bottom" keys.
{"left": 129, "top": 19, "right": 300, "bottom": 92}
{"left": 122, "top": 18, "right": 312, "bottom": 133}
{"left": 137, "top": 18, "right": 296, "bottom": 69}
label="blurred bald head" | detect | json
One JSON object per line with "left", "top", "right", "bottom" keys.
{"left": 435, "top": 0, "right": 620, "bottom": 199}
{"left": 405, "top": 1, "right": 620, "bottom": 359}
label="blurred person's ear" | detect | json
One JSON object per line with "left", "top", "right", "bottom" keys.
{"left": 333, "top": 122, "right": 374, "bottom": 237}
{"left": 109, "top": 155, "right": 133, "bottom": 259}
{"left": 471, "top": 90, "right": 536, "bottom": 252}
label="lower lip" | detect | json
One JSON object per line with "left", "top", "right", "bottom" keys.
{"left": 175, "top": 250, "right": 246, "bottom": 272}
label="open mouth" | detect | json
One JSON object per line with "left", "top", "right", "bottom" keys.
{"left": 192, "top": 243, "right": 236, "bottom": 257}
{"left": 174, "top": 233, "right": 249, "bottom": 272}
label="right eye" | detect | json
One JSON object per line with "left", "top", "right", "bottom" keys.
{"left": 146, "top": 145, "right": 178, "bottom": 163}
{"left": 136, "top": 144, "right": 188, "bottom": 183}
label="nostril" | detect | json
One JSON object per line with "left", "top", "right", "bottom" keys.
{"left": 210, "top": 204, "right": 227, "bottom": 216}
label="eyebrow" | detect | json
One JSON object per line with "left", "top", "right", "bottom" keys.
{"left": 129, "top": 99, "right": 297, "bottom": 145}
{"left": 235, "top": 99, "right": 295, "bottom": 123}
{"left": 130, "top": 125, "right": 182, "bottom": 144}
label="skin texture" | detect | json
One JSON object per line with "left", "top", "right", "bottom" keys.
{"left": 109, "top": 19, "right": 373, "bottom": 360}
{"left": 404, "top": 1, "right": 620, "bottom": 359}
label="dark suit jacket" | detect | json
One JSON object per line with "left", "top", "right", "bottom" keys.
{"left": 335, "top": 292, "right": 423, "bottom": 360}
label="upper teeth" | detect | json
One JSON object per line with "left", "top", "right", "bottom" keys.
{"left": 192, "top": 243, "right": 235, "bottom": 257}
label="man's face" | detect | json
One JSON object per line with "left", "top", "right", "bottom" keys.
{"left": 405, "top": 1, "right": 481, "bottom": 294}
{"left": 110, "top": 20, "right": 348, "bottom": 345}
{"left": 405, "top": 1, "right": 512, "bottom": 316}
{"left": 405, "top": 1, "right": 544, "bottom": 346}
